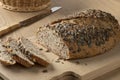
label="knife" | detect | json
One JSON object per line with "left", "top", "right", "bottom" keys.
{"left": 0, "top": 6, "right": 62, "bottom": 37}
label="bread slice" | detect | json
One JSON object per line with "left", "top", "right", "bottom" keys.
{"left": 37, "top": 9, "right": 120, "bottom": 59}
{"left": 0, "top": 42, "right": 16, "bottom": 66}
{"left": 18, "top": 37, "right": 49, "bottom": 67}
{"left": 7, "top": 39, "right": 34, "bottom": 67}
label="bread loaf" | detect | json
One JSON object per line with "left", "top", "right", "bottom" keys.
{"left": 37, "top": 9, "right": 120, "bottom": 59}
{"left": 0, "top": 42, "right": 16, "bottom": 66}
{"left": 18, "top": 37, "right": 49, "bottom": 67}
{"left": 7, "top": 39, "right": 34, "bottom": 67}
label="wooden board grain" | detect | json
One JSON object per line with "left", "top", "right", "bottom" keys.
{"left": 0, "top": 0, "right": 120, "bottom": 80}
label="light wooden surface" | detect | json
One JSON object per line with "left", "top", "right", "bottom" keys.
{"left": 0, "top": 0, "right": 120, "bottom": 80}
{"left": 0, "top": 36, "right": 120, "bottom": 80}
{"left": 0, "top": 8, "right": 51, "bottom": 37}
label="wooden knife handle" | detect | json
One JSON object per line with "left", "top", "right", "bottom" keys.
{"left": 0, "top": 23, "right": 20, "bottom": 37}
{"left": 0, "top": 9, "right": 51, "bottom": 37}
{"left": 19, "top": 10, "right": 51, "bottom": 27}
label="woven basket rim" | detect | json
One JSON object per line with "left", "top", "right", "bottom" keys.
{"left": 1, "top": 1, "right": 51, "bottom": 12}
{"left": 0, "top": 0, "right": 50, "bottom": 7}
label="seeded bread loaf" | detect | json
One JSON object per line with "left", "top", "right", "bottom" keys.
{"left": 7, "top": 39, "right": 34, "bottom": 67}
{"left": 18, "top": 37, "right": 49, "bottom": 67}
{"left": 37, "top": 9, "right": 120, "bottom": 59}
{"left": 0, "top": 42, "right": 16, "bottom": 66}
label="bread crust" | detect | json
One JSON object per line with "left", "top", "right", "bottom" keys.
{"left": 13, "top": 55, "right": 34, "bottom": 67}
{"left": 18, "top": 37, "right": 49, "bottom": 67}
{"left": 37, "top": 9, "right": 120, "bottom": 59}
{"left": 7, "top": 39, "right": 34, "bottom": 67}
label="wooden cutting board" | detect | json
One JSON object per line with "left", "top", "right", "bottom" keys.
{"left": 0, "top": 36, "right": 120, "bottom": 80}
{"left": 0, "top": 0, "right": 120, "bottom": 80}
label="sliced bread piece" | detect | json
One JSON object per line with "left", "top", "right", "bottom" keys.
{"left": 7, "top": 38, "right": 34, "bottom": 67}
{"left": 0, "top": 42, "right": 16, "bottom": 66}
{"left": 18, "top": 37, "right": 49, "bottom": 67}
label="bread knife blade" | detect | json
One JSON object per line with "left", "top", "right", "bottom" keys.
{"left": 0, "top": 6, "right": 62, "bottom": 37}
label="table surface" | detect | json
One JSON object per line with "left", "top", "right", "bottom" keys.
{"left": 0, "top": 0, "right": 120, "bottom": 80}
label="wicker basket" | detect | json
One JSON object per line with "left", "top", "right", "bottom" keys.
{"left": 0, "top": 0, "right": 51, "bottom": 12}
